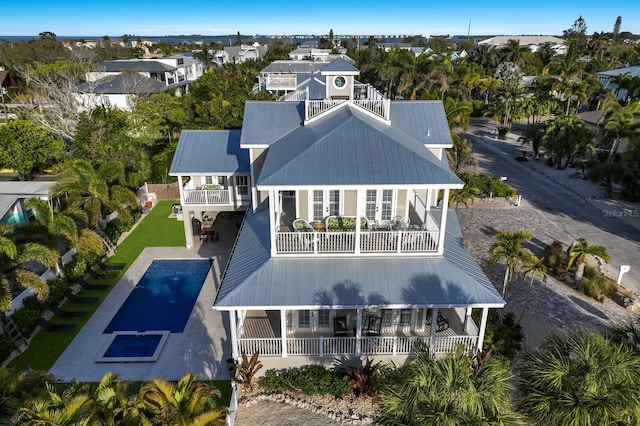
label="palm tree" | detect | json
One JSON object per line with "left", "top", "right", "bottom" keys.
{"left": 567, "top": 238, "right": 611, "bottom": 282}
{"left": 519, "top": 122, "right": 547, "bottom": 159}
{"left": 14, "top": 381, "right": 94, "bottom": 425}
{"left": 607, "top": 317, "right": 640, "bottom": 354}
{"left": 0, "top": 368, "right": 52, "bottom": 420}
{"left": 92, "top": 373, "right": 139, "bottom": 426}
{"left": 517, "top": 329, "right": 640, "bottom": 425}
{"left": 602, "top": 100, "right": 640, "bottom": 163}
{"left": 517, "top": 255, "right": 547, "bottom": 323}
{"left": 376, "top": 345, "right": 522, "bottom": 425}
{"left": 488, "top": 229, "right": 534, "bottom": 299}
{"left": 193, "top": 49, "right": 214, "bottom": 71}
{"left": 448, "top": 184, "right": 481, "bottom": 211}
{"left": 0, "top": 224, "right": 57, "bottom": 312}
{"left": 52, "top": 159, "right": 138, "bottom": 229}
{"left": 446, "top": 137, "right": 477, "bottom": 174}
{"left": 137, "top": 373, "right": 225, "bottom": 426}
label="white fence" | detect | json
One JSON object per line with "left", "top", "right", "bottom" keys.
{"left": 183, "top": 189, "right": 231, "bottom": 205}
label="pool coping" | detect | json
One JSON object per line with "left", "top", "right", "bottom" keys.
{"left": 96, "top": 331, "right": 171, "bottom": 363}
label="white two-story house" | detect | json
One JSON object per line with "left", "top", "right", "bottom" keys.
{"left": 170, "top": 58, "right": 504, "bottom": 361}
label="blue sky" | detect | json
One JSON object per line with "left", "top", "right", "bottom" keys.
{"left": 1, "top": 0, "right": 639, "bottom": 37}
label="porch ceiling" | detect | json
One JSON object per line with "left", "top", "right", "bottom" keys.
{"left": 215, "top": 208, "right": 505, "bottom": 311}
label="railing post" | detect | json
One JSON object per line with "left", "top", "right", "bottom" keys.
{"left": 392, "top": 336, "right": 397, "bottom": 356}
{"left": 356, "top": 309, "right": 362, "bottom": 355}
{"left": 319, "top": 335, "right": 324, "bottom": 357}
{"left": 397, "top": 231, "right": 402, "bottom": 253}
{"left": 281, "top": 309, "right": 288, "bottom": 358}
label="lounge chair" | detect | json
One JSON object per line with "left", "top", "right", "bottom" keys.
{"left": 78, "top": 278, "right": 108, "bottom": 290}
{"left": 96, "top": 259, "right": 126, "bottom": 271}
{"left": 334, "top": 316, "right": 350, "bottom": 337}
{"left": 292, "top": 218, "right": 313, "bottom": 232}
{"left": 87, "top": 268, "right": 119, "bottom": 280}
{"left": 363, "top": 316, "right": 382, "bottom": 336}
{"left": 51, "top": 305, "right": 87, "bottom": 319}
{"left": 436, "top": 314, "right": 450, "bottom": 332}
{"left": 64, "top": 290, "right": 98, "bottom": 305}
{"left": 37, "top": 318, "right": 76, "bottom": 332}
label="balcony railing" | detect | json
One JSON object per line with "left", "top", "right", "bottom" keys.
{"left": 305, "top": 98, "right": 390, "bottom": 122}
{"left": 183, "top": 189, "right": 230, "bottom": 205}
{"left": 265, "top": 74, "right": 297, "bottom": 89}
{"left": 275, "top": 229, "right": 439, "bottom": 255}
{"left": 238, "top": 335, "right": 477, "bottom": 357}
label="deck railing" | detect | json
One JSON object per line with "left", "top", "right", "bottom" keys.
{"left": 239, "top": 335, "right": 477, "bottom": 357}
{"left": 275, "top": 229, "right": 439, "bottom": 255}
{"left": 183, "top": 189, "right": 230, "bottom": 205}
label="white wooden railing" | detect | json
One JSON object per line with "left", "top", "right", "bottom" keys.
{"left": 352, "top": 99, "right": 390, "bottom": 120}
{"left": 183, "top": 189, "right": 230, "bottom": 205}
{"left": 265, "top": 74, "right": 297, "bottom": 89}
{"left": 239, "top": 335, "right": 478, "bottom": 356}
{"left": 305, "top": 99, "right": 345, "bottom": 121}
{"left": 275, "top": 230, "right": 439, "bottom": 254}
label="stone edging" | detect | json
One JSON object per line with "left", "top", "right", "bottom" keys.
{"left": 239, "top": 391, "right": 374, "bottom": 424}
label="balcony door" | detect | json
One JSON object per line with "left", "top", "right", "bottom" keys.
{"left": 309, "top": 190, "right": 340, "bottom": 222}
{"left": 364, "top": 189, "right": 394, "bottom": 223}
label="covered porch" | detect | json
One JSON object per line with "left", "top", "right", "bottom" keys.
{"left": 227, "top": 306, "right": 489, "bottom": 358}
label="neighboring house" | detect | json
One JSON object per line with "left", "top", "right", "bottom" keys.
{"left": 170, "top": 58, "right": 505, "bottom": 362}
{"left": 288, "top": 47, "right": 348, "bottom": 61}
{"left": 0, "top": 181, "right": 55, "bottom": 226}
{"left": 578, "top": 109, "right": 632, "bottom": 156}
{"left": 479, "top": 35, "right": 565, "bottom": 49}
{"left": 598, "top": 65, "right": 640, "bottom": 101}
{"left": 0, "top": 70, "right": 17, "bottom": 92}
{"left": 375, "top": 42, "right": 413, "bottom": 52}
{"left": 75, "top": 55, "right": 203, "bottom": 111}
{"left": 215, "top": 43, "right": 267, "bottom": 65}
{"left": 255, "top": 59, "right": 355, "bottom": 95}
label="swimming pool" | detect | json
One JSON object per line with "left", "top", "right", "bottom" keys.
{"left": 104, "top": 259, "right": 212, "bottom": 334}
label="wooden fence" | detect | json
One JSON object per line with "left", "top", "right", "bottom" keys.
{"left": 146, "top": 183, "right": 180, "bottom": 200}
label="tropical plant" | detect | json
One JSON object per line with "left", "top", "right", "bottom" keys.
{"left": 51, "top": 159, "right": 139, "bottom": 229}
{"left": 602, "top": 100, "right": 640, "bottom": 163}
{"left": 376, "top": 344, "right": 522, "bottom": 425}
{"left": 448, "top": 184, "right": 481, "bottom": 211}
{"left": 488, "top": 229, "right": 534, "bottom": 300}
{"left": 233, "top": 351, "right": 263, "bottom": 391}
{"left": 517, "top": 329, "right": 640, "bottom": 425}
{"left": 518, "top": 122, "right": 547, "bottom": 159}
{"left": 14, "top": 380, "right": 94, "bottom": 425}
{"left": 0, "top": 368, "right": 52, "bottom": 420}
{"left": 607, "top": 317, "right": 640, "bottom": 353}
{"left": 92, "top": 372, "right": 139, "bottom": 426}
{"left": 542, "top": 115, "right": 594, "bottom": 169}
{"left": 567, "top": 238, "right": 611, "bottom": 282}
{"left": 340, "top": 357, "right": 381, "bottom": 398}
{"left": 259, "top": 365, "right": 348, "bottom": 397}
{"left": 0, "top": 224, "right": 57, "bottom": 312}
{"left": 138, "top": 373, "right": 225, "bottom": 426}
{"left": 517, "top": 255, "right": 547, "bottom": 323}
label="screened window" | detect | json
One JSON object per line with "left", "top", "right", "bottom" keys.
{"left": 298, "top": 310, "right": 310, "bottom": 328}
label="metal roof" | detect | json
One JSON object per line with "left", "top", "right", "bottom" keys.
{"left": 169, "top": 130, "right": 249, "bottom": 175}
{"left": 320, "top": 58, "right": 359, "bottom": 74}
{"left": 598, "top": 65, "right": 640, "bottom": 78}
{"left": 257, "top": 105, "right": 462, "bottom": 187}
{"left": 390, "top": 101, "right": 453, "bottom": 147}
{"left": 215, "top": 208, "right": 505, "bottom": 310}
{"left": 240, "top": 101, "right": 304, "bottom": 147}
{"left": 0, "top": 181, "right": 55, "bottom": 219}
{"left": 100, "top": 60, "right": 175, "bottom": 73}
{"left": 76, "top": 74, "right": 167, "bottom": 94}
{"left": 260, "top": 61, "right": 327, "bottom": 74}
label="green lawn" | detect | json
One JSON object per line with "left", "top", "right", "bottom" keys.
{"left": 9, "top": 200, "right": 186, "bottom": 371}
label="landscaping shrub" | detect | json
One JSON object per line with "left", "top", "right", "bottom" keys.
{"left": 0, "top": 333, "right": 15, "bottom": 363}
{"left": 21, "top": 295, "right": 45, "bottom": 312}
{"left": 11, "top": 308, "right": 41, "bottom": 336}
{"left": 259, "top": 365, "right": 349, "bottom": 397}
{"left": 577, "top": 265, "right": 618, "bottom": 300}
{"left": 105, "top": 218, "right": 128, "bottom": 244}
{"left": 458, "top": 173, "right": 516, "bottom": 198}
{"left": 47, "top": 278, "right": 68, "bottom": 306}
{"left": 472, "top": 311, "right": 523, "bottom": 360}
{"left": 64, "top": 255, "right": 87, "bottom": 282}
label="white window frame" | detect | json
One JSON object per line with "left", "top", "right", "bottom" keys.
{"left": 364, "top": 189, "right": 395, "bottom": 223}
{"left": 317, "top": 309, "right": 330, "bottom": 329}
{"left": 235, "top": 175, "right": 249, "bottom": 198}
{"left": 298, "top": 310, "right": 310, "bottom": 328}
{"left": 308, "top": 190, "right": 341, "bottom": 222}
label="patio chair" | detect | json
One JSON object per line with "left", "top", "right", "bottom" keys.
{"left": 436, "top": 313, "right": 450, "bottom": 332}
{"left": 363, "top": 316, "right": 382, "bottom": 336}
{"left": 292, "top": 218, "right": 313, "bottom": 232}
{"left": 78, "top": 278, "right": 108, "bottom": 291}
{"left": 87, "top": 268, "right": 119, "bottom": 280}
{"left": 333, "top": 316, "right": 350, "bottom": 337}
{"left": 64, "top": 290, "right": 98, "bottom": 305}
{"left": 50, "top": 305, "right": 87, "bottom": 319}
{"left": 96, "top": 259, "right": 126, "bottom": 271}
{"left": 37, "top": 318, "right": 76, "bottom": 332}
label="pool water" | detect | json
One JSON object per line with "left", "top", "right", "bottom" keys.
{"left": 104, "top": 259, "right": 212, "bottom": 333}
{"left": 103, "top": 334, "right": 162, "bottom": 358}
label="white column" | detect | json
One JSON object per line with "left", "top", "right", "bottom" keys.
{"left": 269, "top": 190, "right": 277, "bottom": 256}
{"left": 355, "top": 309, "right": 362, "bottom": 355}
{"left": 249, "top": 150, "right": 258, "bottom": 212}
{"left": 280, "top": 309, "right": 288, "bottom": 358}
{"left": 476, "top": 307, "right": 489, "bottom": 353}
{"left": 354, "top": 189, "right": 362, "bottom": 255}
{"left": 177, "top": 175, "right": 185, "bottom": 204}
{"left": 229, "top": 310, "right": 238, "bottom": 359}
{"left": 464, "top": 307, "right": 472, "bottom": 334}
{"left": 429, "top": 308, "right": 438, "bottom": 355}
{"left": 426, "top": 188, "right": 432, "bottom": 210}
{"left": 437, "top": 189, "right": 449, "bottom": 255}
{"left": 183, "top": 210, "right": 194, "bottom": 249}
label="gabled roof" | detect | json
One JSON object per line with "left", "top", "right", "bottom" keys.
{"left": 215, "top": 208, "right": 505, "bottom": 310}
{"left": 240, "top": 101, "right": 304, "bottom": 147}
{"left": 390, "top": 101, "right": 452, "bottom": 147}
{"left": 76, "top": 74, "right": 167, "bottom": 94}
{"left": 99, "top": 60, "right": 175, "bottom": 73}
{"left": 169, "top": 130, "right": 249, "bottom": 175}
{"left": 257, "top": 105, "right": 461, "bottom": 187}
{"left": 597, "top": 65, "right": 640, "bottom": 78}
{"left": 320, "top": 58, "right": 359, "bottom": 74}
{"left": 260, "top": 60, "right": 327, "bottom": 74}
{"left": 0, "top": 181, "right": 55, "bottom": 220}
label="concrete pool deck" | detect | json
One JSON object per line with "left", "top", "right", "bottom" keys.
{"left": 50, "top": 235, "right": 235, "bottom": 382}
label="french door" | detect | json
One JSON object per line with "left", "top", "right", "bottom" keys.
{"left": 364, "top": 189, "right": 394, "bottom": 223}
{"left": 309, "top": 190, "right": 340, "bottom": 221}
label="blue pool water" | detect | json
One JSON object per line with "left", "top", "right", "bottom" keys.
{"left": 104, "top": 259, "right": 211, "bottom": 333}
{"left": 103, "top": 334, "right": 162, "bottom": 358}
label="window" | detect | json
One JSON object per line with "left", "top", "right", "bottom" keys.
{"left": 235, "top": 176, "right": 249, "bottom": 196}
{"left": 329, "top": 190, "right": 339, "bottom": 216}
{"left": 102, "top": 96, "right": 110, "bottom": 107}
{"left": 298, "top": 310, "right": 310, "bottom": 328}
{"left": 381, "top": 190, "right": 393, "bottom": 221}
{"left": 365, "top": 190, "right": 376, "bottom": 221}
{"left": 381, "top": 309, "right": 393, "bottom": 327}
{"left": 205, "top": 176, "right": 213, "bottom": 185}
{"left": 318, "top": 310, "right": 330, "bottom": 328}
{"left": 399, "top": 309, "right": 412, "bottom": 327}
{"left": 313, "top": 190, "right": 323, "bottom": 221}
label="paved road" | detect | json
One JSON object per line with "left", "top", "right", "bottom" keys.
{"left": 463, "top": 128, "right": 640, "bottom": 295}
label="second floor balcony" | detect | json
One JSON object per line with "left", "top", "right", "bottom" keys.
{"left": 183, "top": 188, "right": 231, "bottom": 205}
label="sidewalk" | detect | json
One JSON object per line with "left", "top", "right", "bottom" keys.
{"left": 469, "top": 118, "right": 640, "bottom": 233}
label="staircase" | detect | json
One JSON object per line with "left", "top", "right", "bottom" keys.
{"left": 2, "top": 314, "right": 28, "bottom": 349}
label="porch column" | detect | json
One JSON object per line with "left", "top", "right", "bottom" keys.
{"left": 463, "top": 307, "right": 473, "bottom": 334}
{"left": 426, "top": 188, "right": 432, "bottom": 211}
{"left": 437, "top": 189, "right": 449, "bottom": 255}
{"left": 476, "top": 307, "right": 489, "bottom": 353}
{"left": 429, "top": 308, "right": 438, "bottom": 355}
{"left": 354, "top": 189, "right": 362, "bottom": 255}
{"left": 229, "top": 309, "right": 238, "bottom": 359}
{"left": 280, "top": 309, "right": 288, "bottom": 358}
{"left": 269, "top": 190, "right": 277, "bottom": 256}
{"left": 355, "top": 309, "right": 362, "bottom": 355}
{"left": 177, "top": 175, "right": 186, "bottom": 205}
{"left": 183, "top": 209, "right": 194, "bottom": 249}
